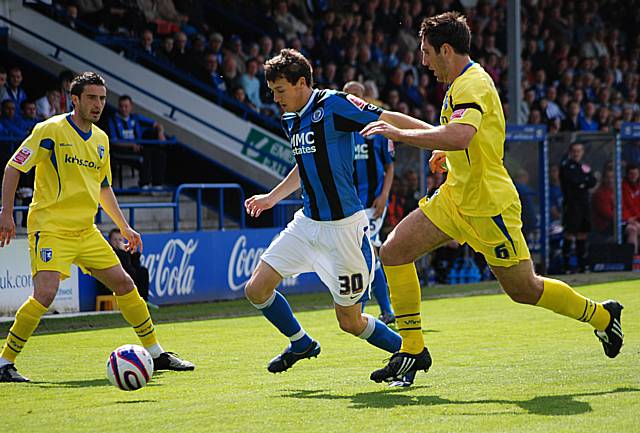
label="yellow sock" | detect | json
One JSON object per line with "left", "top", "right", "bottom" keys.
{"left": 537, "top": 278, "right": 610, "bottom": 331}
{"left": 116, "top": 288, "right": 159, "bottom": 347}
{"left": 1, "top": 296, "right": 48, "bottom": 363}
{"left": 384, "top": 263, "right": 424, "bottom": 354}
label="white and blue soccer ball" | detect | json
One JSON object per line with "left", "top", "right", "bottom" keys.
{"left": 106, "top": 344, "right": 154, "bottom": 391}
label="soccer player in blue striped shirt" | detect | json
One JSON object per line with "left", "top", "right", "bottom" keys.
{"left": 343, "top": 81, "right": 395, "bottom": 325}
{"left": 244, "top": 49, "right": 413, "bottom": 381}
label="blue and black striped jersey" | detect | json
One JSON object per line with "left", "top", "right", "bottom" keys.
{"left": 353, "top": 133, "right": 394, "bottom": 208}
{"left": 281, "top": 89, "right": 383, "bottom": 221}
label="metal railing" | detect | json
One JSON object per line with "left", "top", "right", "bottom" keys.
{"left": 13, "top": 183, "right": 246, "bottom": 232}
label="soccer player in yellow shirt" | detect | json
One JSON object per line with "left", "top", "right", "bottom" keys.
{"left": 362, "top": 12, "right": 623, "bottom": 385}
{"left": 0, "top": 72, "right": 194, "bottom": 382}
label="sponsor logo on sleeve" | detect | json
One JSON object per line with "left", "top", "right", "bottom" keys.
{"left": 450, "top": 108, "right": 467, "bottom": 120}
{"left": 12, "top": 147, "right": 33, "bottom": 166}
{"left": 346, "top": 94, "right": 367, "bottom": 111}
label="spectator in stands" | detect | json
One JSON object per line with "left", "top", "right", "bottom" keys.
{"left": 108, "top": 95, "right": 167, "bottom": 189}
{"left": 137, "top": 0, "right": 185, "bottom": 35}
{"left": 579, "top": 101, "right": 599, "bottom": 130}
{"left": 560, "top": 142, "right": 597, "bottom": 272}
{"left": 259, "top": 35, "right": 274, "bottom": 60}
{"left": 561, "top": 101, "right": 581, "bottom": 131}
{"left": 2, "top": 67, "right": 27, "bottom": 108}
{"left": 35, "top": 87, "right": 61, "bottom": 120}
{"left": 272, "top": 0, "right": 307, "bottom": 40}
{"left": 592, "top": 167, "right": 615, "bottom": 238}
{"left": 155, "top": 35, "right": 174, "bottom": 65}
{"left": 382, "top": 175, "right": 406, "bottom": 240}
{"left": 549, "top": 164, "right": 563, "bottom": 225}
{"left": 363, "top": 80, "right": 384, "bottom": 108}
{"left": 402, "top": 169, "right": 421, "bottom": 215}
{"left": 514, "top": 169, "right": 538, "bottom": 242}
{"left": 199, "top": 52, "right": 226, "bottom": 94}
{"left": 171, "top": 31, "right": 191, "bottom": 72}
{"left": 0, "top": 100, "right": 23, "bottom": 138}
{"left": 105, "top": 228, "right": 155, "bottom": 307}
{"left": 18, "top": 101, "right": 38, "bottom": 135}
{"left": 396, "top": 14, "right": 419, "bottom": 55}
{"left": 544, "top": 86, "right": 565, "bottom": 121}
{"left": 207, "top": 33, "right": 224, "bottom": 65}
{"left": 239, "top": 58, "right": 263, "bottom": 111}
{"left": 0, "top": 67, "right": 6, "bottom": 102}
{"left": 227, "top": 35, "right": 248, "bottom": 75}
{"left": 139, "top": 29, "right": 155, "bottom": 56}
{"left": 622, "top": 164, "right": 640, "bottom": 253}
{"left": 231, "top": 86, "right": 255, "bottom": 111}
{"left": 58, "top": 70, "right": 74, "bottom": 113}
{"left": 221, "top": 56, "right": 241, "bottom": 91}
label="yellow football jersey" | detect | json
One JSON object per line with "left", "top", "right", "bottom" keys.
{"left": 8, "top": 113, "right": 112, "bottom": 233}
{"left": 439, "top": 62, "right": 519, "bottom": 216}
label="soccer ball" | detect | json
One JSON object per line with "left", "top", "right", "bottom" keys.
{"left": 106, "top": 344, "right": 154, "bottom": 391}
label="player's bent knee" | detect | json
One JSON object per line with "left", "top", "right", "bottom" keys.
{"left": 33, "top": 285, "right": 58, "bottom": 307}
{"left": 503, "top": 278, "right": 542, "bottom": 305}
{"left": 337, "top": 316, "right": 365, "bottom": 335}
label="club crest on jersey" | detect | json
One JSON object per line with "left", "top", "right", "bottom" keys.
{"left": 312, "top": 107, "right": 324, "bottom": 122}
{"left": 450, "top": 108, "right": 467, "bottom": 120}
{"left": 40, "top": 248, "right": 53, "bottom": 263}
{"left": 12, "top": 147, "right": 32, "bottom": 166}
{"left": 346, "top": 94, "right": 367, "bottom": 111}
{"left": 97, "top": 144, "right": 105, "bottom": 159}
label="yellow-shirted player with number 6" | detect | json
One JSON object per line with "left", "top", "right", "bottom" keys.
{"left": 361, "top": 12, "right": 624, "bottom": 385}
{"left": 0, "top": 72, "right": 194, "bottom": 382}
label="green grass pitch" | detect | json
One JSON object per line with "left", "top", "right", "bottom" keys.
{"left": 3, "top": 279, "right": 639, "bottom": 433}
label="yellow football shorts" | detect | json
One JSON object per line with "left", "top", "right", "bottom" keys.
{"left": 419, "top": 187, "right": 530, "bottom": 267}
{"left": 28, "top": 225, "right": 120, "bottom": 279}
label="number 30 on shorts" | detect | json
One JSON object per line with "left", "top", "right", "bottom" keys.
{"left": 338, "top": 273, "right": 364, "bottom": 295}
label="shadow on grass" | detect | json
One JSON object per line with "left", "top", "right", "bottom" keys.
{"left": 30, "top": 372, "right": 165, "bottom": 389}
{"left": 282, "top": 386, "right": 640, "bottom": 415}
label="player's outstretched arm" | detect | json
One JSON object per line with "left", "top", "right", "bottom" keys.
{"left": 379, "top": 110, "right": 435, "bottom": 130}
{"left": 361, "top": 121, "right": 476, "bottom": 151}
{"left": 0, "top": 165, "right": 20, "bottom": 247}
{"left": 99, "top": 186, "right": 143, "bottom": 253}
{"left": 245, "top": 165, "right": 301, "bottom": 218}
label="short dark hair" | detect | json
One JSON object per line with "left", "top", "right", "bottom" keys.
{"left": 0, "top": 66, "right": 5, "bottom": 75}
{"left": 119, "top": 95, "right": 133, "bottom": 103}
{"left": 419, "top": 12, "right": 471, "bottom": 55}
{"left": 20, "top": 100, "right": 35, "bottom": 110}
{"left": 69, "top": 71, "right": 106, "bottom": 98}
{"left": 108, "top": 228, "right": 121, "bottom": 239}
{"left": 264, "top": 49, "right": 313, "bottom": 87}
{"left": 626, "top": 163, "right": 639, "bottom": 175}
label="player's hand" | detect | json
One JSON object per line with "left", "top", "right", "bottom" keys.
{"left": 245, "top": 194, "right": 276, "bottom": 218}
{"left": 121, "top": 226, "right": 143, "bottom": 253}
{"left": 0, "top": 209, "right": 16, "bottom": 248}
{"left": 371, "top": 194, "right": 387, "bottom": 219}
{"left": 429, "top": 150, "right": 448, "bottom": 173}
{"left": 360, "top": 121, "right": 403, "bottom": 141}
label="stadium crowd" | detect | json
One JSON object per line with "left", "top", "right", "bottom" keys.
{"left": 2, "top": 0, "right": 640, "bottom": 275}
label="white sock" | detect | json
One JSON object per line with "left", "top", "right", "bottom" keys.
{"left": 146, "top": 344, "right": 165, "bottom": 358}
{"left": 0, "top": 356, "right": 12, "bottom": 368}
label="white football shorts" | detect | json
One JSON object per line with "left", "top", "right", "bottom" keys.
{"left": 261, "top": 209, "right": 375, "bottom": 306}
{"left": 364, "top": 206, "right": 387, "bottom": 248}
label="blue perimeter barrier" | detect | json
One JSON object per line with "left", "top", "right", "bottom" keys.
{"left": 79, "top": 228, "right": 325, "bottom": 310}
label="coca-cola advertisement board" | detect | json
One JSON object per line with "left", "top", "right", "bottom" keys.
{"left": 139, "top": 229, "right": 325, "bottom": 305}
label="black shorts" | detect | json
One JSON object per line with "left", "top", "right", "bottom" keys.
{"left": 563, "top": 203, "right": 591, "bottom": 234}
